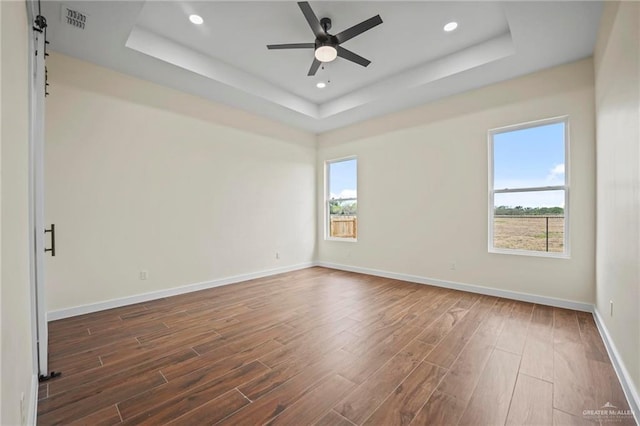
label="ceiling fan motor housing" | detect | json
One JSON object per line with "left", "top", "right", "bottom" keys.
{"left": 316, "top": 18, "right": 338, "bottom": 49}
{"left": 315, "top": 37, "right": 337, "bottom": 50}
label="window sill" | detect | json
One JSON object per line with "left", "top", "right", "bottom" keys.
{"left": 325, "top": 237, "right": 358, "bottom": 243}
{"left": 489, "top": 247, "right": 570, "bottom": 259}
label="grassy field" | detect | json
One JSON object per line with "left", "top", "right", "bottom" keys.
{"left": 494, "top": 216, "right": 564, "bottom": 252}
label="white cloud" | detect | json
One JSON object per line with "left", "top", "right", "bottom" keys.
{"left": 547, "top": 163, "right": 565, "bottom": 181}
{"left": 330, "top": 189, "right": 357, "bottom": 199}
{"left": 495, "top": 164, "right": 565, "bottom": 190}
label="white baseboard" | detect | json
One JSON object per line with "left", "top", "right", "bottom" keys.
{"left": 28, "top": 374, "right": 38, "bottom": 426}
{"left": 48, "top": 260, "right": 593, "bottom": 321}
{"left": 316, "top": 261, "right": 593, "bottom": 312}
{"left": 592, "top": 308, "right": 640, "bottom": 424}
{"left": 47, "top": 262, "right": 315, "bottom": 321}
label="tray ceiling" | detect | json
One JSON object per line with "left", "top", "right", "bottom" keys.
{"left": 42, "top": 1, "right": 602, "bottom": 133}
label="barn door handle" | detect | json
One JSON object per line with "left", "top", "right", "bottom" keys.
{"left": 44, "top": 224, "right": 56, "bottom": 256}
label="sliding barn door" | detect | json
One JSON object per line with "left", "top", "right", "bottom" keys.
{"left": 27, "top": 0, "right": 49, "bottom": 377}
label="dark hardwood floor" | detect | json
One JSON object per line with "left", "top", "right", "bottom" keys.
{"left": 38, "top": 267, "right": 635, "bottom": 425}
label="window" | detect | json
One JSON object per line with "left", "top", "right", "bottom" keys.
{"left": 489, "top": 117, "right": 569, "bottom": 256}
{"left": 326, "top": 157, "right": 357, "bottom": 240}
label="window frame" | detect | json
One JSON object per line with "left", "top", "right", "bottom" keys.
{"left": 488, "top": 116, "right": 570, "bottom": 258}
{"left": 325, "top": 156, "right": 358, "bottom": 242}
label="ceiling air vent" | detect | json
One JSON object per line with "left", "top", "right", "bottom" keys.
{"left": 62, "top": 5, "right": 88, "bottom": 30}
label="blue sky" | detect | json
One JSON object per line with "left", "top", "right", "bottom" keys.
{"left": 493, "top": 121, "right": 565, "bottom": 207}
{"left": 329, "top": 159, "right": 357, "bottom": 199}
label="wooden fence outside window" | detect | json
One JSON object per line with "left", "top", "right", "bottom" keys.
{"left": 330, "top": 216, "right": 357, "bottom": 238}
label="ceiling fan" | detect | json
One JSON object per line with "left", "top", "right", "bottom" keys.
{"left": 267, "top": 2, "right": 383, "bottom": 76}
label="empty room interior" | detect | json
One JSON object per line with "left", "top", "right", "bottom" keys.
{"left": 1, "top": 0, "right": 639, "bottom": 425}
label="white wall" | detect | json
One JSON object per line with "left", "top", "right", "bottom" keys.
{"left": 318, "top": 59, "right": 596, "bottom": 305}
{"left": 594, "top": 0, "right": 640, "bottom": 409}
{"left": 44, "top": 53, "right": 316, "bottom": 313}
{"left": 1, "top": 1, "right": 36, "bottom": 424}
{"left": 1, "top": 0, "right": 4, "bottom": 417}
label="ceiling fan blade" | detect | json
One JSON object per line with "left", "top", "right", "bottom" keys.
{"left": 307, "top": 58, "right": 321, "bottom": 76}
{"left": 267, "top": 43, "right": 315, "bottom": 50}
{"left": 335, "top": 15, "right": 383, "bottom": 44}
{"left": 298, "top": 2, "right": 324, "bottom": 37}
{"left": 336, "top": 46, "right": 371, "bottom": 67}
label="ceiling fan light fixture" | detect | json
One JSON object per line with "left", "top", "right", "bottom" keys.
{"left": 315, "top": 45, "right": 337, "bottom": 62}
{"left": 189, "top": 14, "right": 204, "bottom": 25}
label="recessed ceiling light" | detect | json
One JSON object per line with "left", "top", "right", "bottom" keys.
{"left": 316, "top": 82, "right": 327, "bottom": 89}
{"left": 189, "top": 14, "right": 204, "bottom": 25}
{"left": 444, "top": 21, "right": 458, "bottom": 32}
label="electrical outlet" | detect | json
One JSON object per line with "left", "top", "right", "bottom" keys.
{"left": 610, "top": 300, "right": 614, "bottom": 317}
{"left": 449, "top": 262, "right": 456, "bottom": 271}
{"left": 139, "top": 270, "right": 148, "bottom": 280}
{"left": 275, "top": 252, "right": 280, "bottom": 260}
